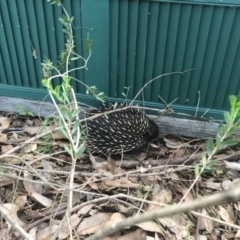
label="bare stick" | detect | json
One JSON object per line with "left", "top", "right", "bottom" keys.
{"left": 86, "top": 187, "right": 240, "bottom": 240}
{"left": 130, "top": 69, "right": 194, "bottom": 106}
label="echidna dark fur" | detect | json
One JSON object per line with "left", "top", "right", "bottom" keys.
{"left": 84, "top": 103, "right": 159, "bottom": 155}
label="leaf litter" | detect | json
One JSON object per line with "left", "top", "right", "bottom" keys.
{"left": 0, "top": 112, "right": 240, "bottom": 240}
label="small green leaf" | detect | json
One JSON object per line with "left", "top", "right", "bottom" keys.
{"left": 235, "top": 120, "right": 240, "bottom": 127}
{"left": 195, "top": 164, "right": 200, "bottom": 177}
{"left": 64, "top": 145, "right": 73, "bottom": 157}
{"left": 221, "top": 139, "right": 239, "bottom": 147}
{"left": 72, "top": 109, "right": 81, "bottom": 117}
{"left": 75, "top": 146, "right": 86, "bottom": 159}
{"left": 223, "top": 112, "right": 230, "bottom": 124}
{"left": 104, "top": 114, "right": 108, "bottom": 119}
{"left": 70, "top": 57, "right": 80, "bottom": 61}
{"left": 225, "top": 126, "right": 237, "bottom": 138}
{"left": 60, "top": 107, "right": 72, "bottom": 121}
{"left": 113, "top": 102, "right": 118, "bottom": 109}
{"left": 15, "top": 104, "right": 24, "bottom": 109}
{"left": 59, "top": 127, "right": 69, "bottom": 139}
{"left": 206, "top": 138, "right": 213, "bottom": 157}
{"left": 72, "top": 120, "right": 80, "bottom": 134}
{"left": 216, "top": 136, "right": 221, "bottom": 151}
{"left": 201, "top": 154, "right": 207, "bottom": 165}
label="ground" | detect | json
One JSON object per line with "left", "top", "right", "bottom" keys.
{"left": 0, "top": 112, "right": 239, "bottom": 240}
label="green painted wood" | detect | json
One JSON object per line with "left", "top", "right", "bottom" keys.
{"left": 134, "top": 2, "right": 149, "bottom": 100}
{"left": 125, "top": 1, "right": 138, "bottom": 99}
{"left": 1, "top": 0, "right": 22, "bottom": 85}
{"left": 0, "top": 11, "right": 15, "bottom": 85}
{"left": 1, "top": 0, "right": 240, "bottom": 121}
{"left": 151, "top": 0, "right": 240, "bottom": 6}
{"left": 143, "top": 2, "right": 159, "bottom": 100}
{"left": 81, "top": 0, "right": 110, "bottom": 95}
{"left": 151, "top": 3, "right": 171, "bottom": 102}
{"left": 117, "top": 0, "right": 129, "bottom": 97}
{"left": 109, "top": 0, "right": 119, "bottom": 98}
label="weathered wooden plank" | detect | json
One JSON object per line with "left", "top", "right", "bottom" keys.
{"left": 0, "top": 96, "right": 230, "bottom": 138}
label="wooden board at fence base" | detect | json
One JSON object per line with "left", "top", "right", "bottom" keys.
{"left": 0, "top": 96, "right": 236, "bottom": 138}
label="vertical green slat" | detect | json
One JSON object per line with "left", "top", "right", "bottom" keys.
{"left": 125, "top": 0, "right": 138, "bottom": 100}
{"left": 143, "top": 3, "right": 159, "bottom": 101}
{"left": 109, "top": 0, "right": 119, "bottom": 98}
{"left": 72, "top": 0, "right": 84, "bottom": 94}
{"left": 0, "top": 0, "right": 22, "bottom": 85}
{"left": 42, "top": 1, "right": 60, "bottom": 87}
{"left": 198, "top": 7, "right": 224, "bottom": 108}
{"left": 0, "top": 53, "right": 7, "bottom": 84}
{"left": 0, "top": 12, "right": 15, "bottom": 85}
{"left": 178, "top": 5, "right": 201, "bottom": 106}
{"left": 33, "top": 0, "right": 50, "bottom": 88}
{"left": 169, "top": 4, "right": 192, "bottom": 104}
{"left": 117, "top": 0, "right": 128, "bottom": 97}
{"left": 151, "top": 3, "right": 170, "bottom": 102}
{"left": 160, "top": 3, "right": 181, "bottom": 102}
{"left": 81, "top": 0, "right": 109, "bottom": 96}
{"left": 205, "top": 7, "right": 236, "bottom": 109}
{"left": 7, "top": 0, "right": 30, "bottom": 87}
{"left": 25, "top": 0, "right": 45, "bottom": 88}
{"left": 16, "top": 0, "right": 38, "bottom": 88}
{"left": 216, "top": 9, "right": 240, "bottom": 108}
{"left": 187, "top": 5, "right": 213, "bottom": 107}
{"left": 134, "top": 1, "right": 149, "bottom": 101}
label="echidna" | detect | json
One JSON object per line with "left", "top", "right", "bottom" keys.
{"left": 84, "top": 104, "right": 159, "bottom": 154}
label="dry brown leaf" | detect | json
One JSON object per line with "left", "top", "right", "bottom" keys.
{"left": 235, "top": 230, "right": 240, "bottom": 237}
{"left": 0, "top": 203, "right": 26, "bottom": 227}
{"left": 23, "top": 126, "right": 43, "bottom": 135}
{"left": 0, "top": 176, "right": 14, "bottom": 187}
{"left": 222, "top": 179, "right": 234, "bottom": 190}
{"left": 36, "top": 225, "right": 58, "bottom": 240}
{"left": 0, "top": 133, "right": 8, "bottom": 143}
{"left": 202, "top": 181, "right": 221, "bottom": 190}
{"left": 1, "top": 144, "right": 13, "bottom": 153}
{"left": 28, "top": 226, "right": 37, "bottom": 239}
{"left": 148, "top": 188, "right": 172, "bottom": 211}
{"left": 0, "top": 117, "right": 11, "bottom": 130}
{"left": 198, "top": 209, "right": 215, "bottom": 233}
{"left": 89, "top": 153, "right": 108, "bottom": 171}
{"left": 78, "top": 203, "right": 94, "bottom": 216}
{"left": 114, "top": 203, "right": 133, "bottom": 213}
{"left": 102, "top": 212, "right": 125, "bottom": 228}
{"left": 234, "top": 202, "right": 240, "bottom": 211}
{"left": 23, "top": 172, "right": 43, "bottom": 194}
{"left": 175, "top": 187, "right": 193, "bottom": 202}
{"left": 104, "top": 179, "right": 139, "bottom": 188}
{"left": 0, "top": 228, "right": 8, "bottom": 240}
{"left": 158, "top": 215, "right": 187, "bottom": 239}
{"left": 77, "top": 212, "right": 111, "bottom": 235}
{"left": 218, "top": 205, "right": 233, "bottom": 224}
{"left": 31, "top": 192, "right": 52, "bottom": 207}
{"left": 58, "top": 214, "right": 81, "bottom": 239}
{"left": 104, "top": 228, "right": 146, "bottom": 240}
{"left": 197, "top": 236, "right": 208, "bottom": 240}
{"left": 25, "top": 143, "right": 37, "bottom": 153}
{"left": 136, "top": 221, "right": 165, "bottom": 236}
{"left": 41, "top": 159, "right": 53, "bottom": 191}
{"left": 14, "top": 195, "right": 27, "bottom": 209}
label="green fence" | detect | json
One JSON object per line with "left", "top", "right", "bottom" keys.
{"left": 0, "top": 0, "right": 240, "bottom": 119}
